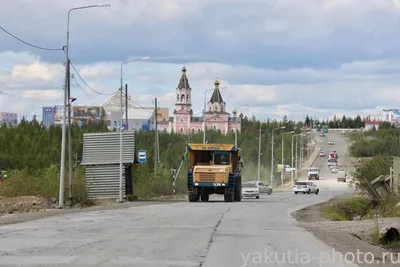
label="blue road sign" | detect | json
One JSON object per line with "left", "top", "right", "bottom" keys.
{"left": 138, "top": 150, "right": 147, "bottom": 163}
{"left": 113, "top": 120, "right": 117, "bottom": 128}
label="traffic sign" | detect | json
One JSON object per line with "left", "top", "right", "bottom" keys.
{"left": 138, "top": 150, "right": 147, "bottom": 163}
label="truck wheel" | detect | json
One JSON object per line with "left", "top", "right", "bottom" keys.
{"left": 200, "top": 192, "right": 209, "bottom": 202}
{"left": 256, "top": 196, "right": 260, "bottom": 199}
{"left": 188, "top": 194, "right": 198, "bottom": 202}
{"left": 234, "top": 176, "right": 242, "bottom": 202}
{"left": 224, "top": 192, "right": 234, "bottom": 202}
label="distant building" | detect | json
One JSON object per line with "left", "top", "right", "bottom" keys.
{"left": 53, "top": 105, "right": 65, "bottom": 125}
{"left": 0, "top": 112, "right": 18, "bottom": 127}
{"left": 364, "top": 120, "right": 380, "bottom": 131}
{"left": 382, "top": 109, "right": 400, "bottom": 127}
{"left": 111, "top": 109, "right": 152, "bottom": 131}
{"left": 42, "top": 107, "right": 55, "bottom": 128}
{"left": 101, "top": 92, "right": 169, "bottom": 131}
{"left": 157, "top": 66, "right": 240, "bottom": 134}
{"left": 72, "top": 106, "right": 104, "bottom": 127}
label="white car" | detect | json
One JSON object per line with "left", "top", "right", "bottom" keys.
{"left": 241, "top": 183, "right": 260, "bottom": 199}
{"left": 293, "top": 181, "right": 319, "bottom": 195}
{"left": 328, "top": 141, "right": 334, "bottom": 145}
{"left": 328, "top": 159, "right": 338, "bottom": 167}
{"left": 330, "top": 167, "right": 339, "bottom": 173}
{"left": 248, "top": 180, "right": 272, "bottom": 194}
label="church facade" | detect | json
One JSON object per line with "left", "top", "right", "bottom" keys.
{"left": 157, "top": 66, "right": 241, "bottom": 134}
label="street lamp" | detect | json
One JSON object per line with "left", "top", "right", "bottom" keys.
{"left": 291, "top": 133, "right": 303, "bottom": 184}
{"left": 202, "top": 86, "right": 227, "bottom": 143}
{"left": 233, "top": 104, "right": 252, "bottom": 147}
{"left": 118, "top": 56, "right": 150, "bottom": 203}
{"left": 58, "top": 4, "right": 111, "bottom": 208}
{"left": 271, "top": 126, "right": 285, "bottom": 187}
{"left": 281, "top": 131, "right": 294, "bottom": 186}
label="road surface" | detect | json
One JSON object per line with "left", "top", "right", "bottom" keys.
{"left": 0, "top": 133, "right": 359, "bottom": 267}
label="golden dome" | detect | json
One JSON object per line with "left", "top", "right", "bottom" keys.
{"left": 182, "top": 65, "right": 187, "bottom": 73}
{"left": 214, "top": 77, "right": 220, "bottom": 86}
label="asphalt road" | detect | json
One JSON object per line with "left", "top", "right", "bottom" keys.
{"left": 0, "top": 133, "right": 359, "bottom": 267}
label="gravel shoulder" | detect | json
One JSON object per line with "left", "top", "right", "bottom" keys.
{"left": 293, "top": 193, "right": 400, "bottom": 267}
{"left": 0, "top": 195, "right": 187, "bottom": 226}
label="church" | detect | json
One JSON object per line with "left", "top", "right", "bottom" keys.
{"left": 157, "top": 66, "right": 240, "bottom": 134}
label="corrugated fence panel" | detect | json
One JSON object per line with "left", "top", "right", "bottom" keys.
{"left": 86, "top": 165, "right": 126, "bottom": 199}
{"left": 81, "top": 131, "right": 135, "bottom": 165}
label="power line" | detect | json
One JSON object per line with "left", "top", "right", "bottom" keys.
{"left": 71, "top": 75, "right": 93, "bottom": 100}
{"left": 0, "top": 80, "right": 59, "bottom": 97}
{"left": 0, "top": 26, "right": 64, "bottom": 51}
{"left": 69, "top": 59, "right": 117, "bottom": 96}
{"left": 121, "top": 91, "right": 153, "bottom": 114}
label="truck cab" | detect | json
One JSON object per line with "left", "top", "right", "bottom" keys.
{"left": 307, "top": 167, "right": 320, "bottom": 180}
{"left": 187, "top": 143, "right": 243, "bottom": 202}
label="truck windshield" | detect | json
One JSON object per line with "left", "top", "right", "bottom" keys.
{"left": 214, "top": 153, "right": 230, "bottom": 165}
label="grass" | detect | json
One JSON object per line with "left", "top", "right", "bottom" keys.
{"left": 322, "top": 196, "right": 372, "bottom": 221}
{"left": 0, "top": 163, "right": 188, "bottom": 210}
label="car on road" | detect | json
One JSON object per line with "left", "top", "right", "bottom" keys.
{"left": 337, "top": 170, "right": 347, "bottom": 182}
{"left": 307, "top": 167, "right": 320, "bottom": 180}
{"left": 319, "top": 151, "right": 326, "bottom": 157}
{"left": 248, "top": 180, "right": 272, "bottom": 195}
{"left": 330, "top": 166, "right": 339, "bottom": 173}
{"left": 320, "top": 133, "right": 325, "bottom": 137}
{"left": 328, "top": 141, "right": 334, "bottom": 145}
{"left": 328, "top": 158, "right": 338, "bottom": 167}
{"left": 293, "top": 181, "right": 319, "bottom": 194}
{"left": 241, "top": 183, "right": 260, "bottom": 199}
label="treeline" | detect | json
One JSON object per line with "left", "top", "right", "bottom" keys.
{"left": 348, "top": 123, "right": 399, "bottom": 199}
{"left": 0, "top": 114, "right": 317, "bottom": 199}
{"left": 304, "top": 114, "right": 365, "bottom": 129}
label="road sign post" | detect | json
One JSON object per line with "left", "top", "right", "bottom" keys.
{"left": 138, "top": 150, "right": 147, "bottom": 163}
{"left": 171, "top": 168, "right": 177, "bottom": 194}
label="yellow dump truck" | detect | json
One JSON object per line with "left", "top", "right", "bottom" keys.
{"left": 186, "top": 143, "right": 243, "bottom": 202}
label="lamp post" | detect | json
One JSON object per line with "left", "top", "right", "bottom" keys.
{"left": 202, "top": 86, "right": 227, "bottom": 143}
{"left": 58, "top": 4, "right": 110, "bottom": 208}
{"left": 281, "top": 131, "right": 294, "bottom": 186}
{"left": 271, "top": 126, "right": 285, "bottom": 187}
{"left": 257, "top": 120, "right": 262, "bottom": 182}
{"left": 118, "top": 56, "right": 150, "bottom": 203}
{"left": 233, "top": 104, "right": 252, "bottom": 148}
{"left": 291, "top": 133, "right": 303, "bottom": 184}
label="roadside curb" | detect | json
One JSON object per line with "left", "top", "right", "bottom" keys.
{"left": 309, "top": 147, "right": 322, "bottom": 167}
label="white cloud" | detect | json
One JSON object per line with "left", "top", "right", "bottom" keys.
{"left": 79, "top": 65, "right": 114, "bottom": 78}
{"left": 11, "top": 62, "right": 63, "bottom": 82}
{"left": 2, "top": 0, "right": 400, "bottom": 122}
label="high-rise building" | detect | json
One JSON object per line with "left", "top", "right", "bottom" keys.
{"left": 0, "top": 112, "right": 18, "bottom": 127}
{"left": 42, "top": 107, "right": 55, "bottom": 128}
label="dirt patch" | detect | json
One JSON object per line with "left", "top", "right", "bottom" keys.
{"left": 292, "top": 192, "right": 356, "bottom": 222}
{"left": 0, "top": 196, "right": 54, "bottom": 215}
{"left": 293, "top": 193, "right": 400, "bottom": 267}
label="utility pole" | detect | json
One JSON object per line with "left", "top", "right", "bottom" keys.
{"left": 291, "top": 135, "right": 294, "bottom": 184}
{"left": 154, "top": 97, "right": 159, "bottom": 173}
{"left": 257, "top": 122, "right": 262, "bottom": 182}
{"left": 125, "top": 84, "right": 128, "bottom": 130}
{"left": 67, "top": 59, "right": 73, "bottom": 203}
{"left": 295, "top": 136, "right": 298, "bottom": 181}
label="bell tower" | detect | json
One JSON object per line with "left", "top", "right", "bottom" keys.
{"left": 174, "top": 65, "right": 192, "bottom": 113}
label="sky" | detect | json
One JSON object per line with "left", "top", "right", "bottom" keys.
{"left": 1, "top": 0, "right": 400, "bottom": 122}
